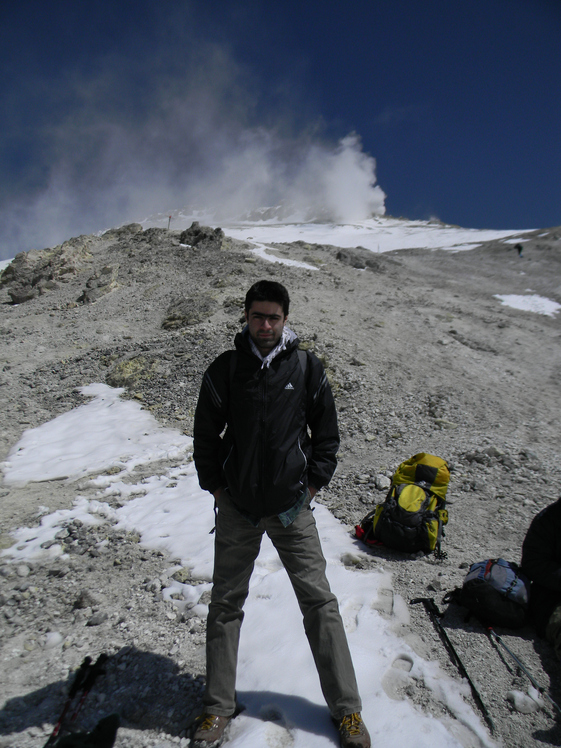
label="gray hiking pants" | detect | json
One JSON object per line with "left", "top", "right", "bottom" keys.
{"left": 203, "top": 491, "right": 362, "bottom": 720}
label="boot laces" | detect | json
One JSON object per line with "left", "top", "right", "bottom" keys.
{"left": 341, "top": 713, "right": 363, "bottom": 736}
{"left": 199, "top": 715, "right": 219, "bottom": 731}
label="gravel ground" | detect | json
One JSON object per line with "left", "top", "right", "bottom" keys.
{"left": 0, "top": 221, "right": 560, "bottom": 747}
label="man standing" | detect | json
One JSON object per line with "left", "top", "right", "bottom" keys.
{"left": 192, "top": 280, "right": 370, "bottom": 748}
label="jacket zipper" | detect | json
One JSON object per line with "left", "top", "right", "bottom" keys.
{"left": 259, "top": 367, "right": 267, "bottom": 509}
{"left": 297, "top": 437, "right": 308, "bottom": 476}
{"left": 222, "top": 444, "right": 234, "bottom": 472}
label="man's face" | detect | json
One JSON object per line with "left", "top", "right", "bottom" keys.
{"left": 245, "top": 300, "right": 287, "bottom": 355}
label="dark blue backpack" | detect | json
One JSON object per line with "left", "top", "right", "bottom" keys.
{"left": 453, "top": 558, "right": 530, "bottom": 628}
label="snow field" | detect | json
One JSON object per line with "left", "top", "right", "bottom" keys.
{"left": 1, "top": 385, "right": 498, "bottom": 747}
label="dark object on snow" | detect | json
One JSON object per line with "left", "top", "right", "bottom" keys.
{"left": 51, "top": 715, "right": 120, "bottom": 748}
{"left": 411, "top": 597, "right": 495, "bottom": 734}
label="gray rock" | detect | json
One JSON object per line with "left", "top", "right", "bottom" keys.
{"left": 74, "top": 589, "right": 102, "bottom": 609}
{"left": 336, "top": 247, "right": 386, "bottom": 272}
{"left": 179, "top": 222, "right": 225, "bottom": 250}
{"left": 434, "top": 418, "right": 458, "bottom": 430}
{"left": 77, "top": 265, "right": 119, "bottom": 304}
{"left": 86, "top": 611, "right": 108, "bottom": 626}
{"left": 106, "top": 354, "right": 159, "bottom": 389}
{"left": 162, "top": 293, "right": 215, "bottom": 330}
{"left": 483, "top": 445, "right": 504, "bottom": 457}
{"left": 103, "top": 223, "right": 143, "bottom": 239}
{"left": 1, "top": 236, "right": 96, "bottom": 303}
{"left": 145, "top": 578, "right": 162, "bottom": 593}
{"left": 375, "top": 474, "right": 391, "bottom": 490}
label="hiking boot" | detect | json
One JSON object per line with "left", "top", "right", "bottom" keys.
{"left": 190, "top": 714, "right": 231, "bottom": 747}
{"left": 336, "top": 712, "right": 371, "bottom": 748}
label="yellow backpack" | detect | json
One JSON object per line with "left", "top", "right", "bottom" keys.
{"left": 356, "top": 453, "right": 450, "bottom": 558}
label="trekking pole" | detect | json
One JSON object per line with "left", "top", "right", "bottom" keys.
{"left": 44, "top": 656, "right": 92, "bottom": 747}
{"left": 411, "top": 598, "right": 495, "bottom": 734}
{"left": 487, "top": 627, "right": 561, "bottom": 717}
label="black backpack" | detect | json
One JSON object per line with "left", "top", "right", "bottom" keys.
{"left": 446, "top": 558, "right": 530, "bottom": 628}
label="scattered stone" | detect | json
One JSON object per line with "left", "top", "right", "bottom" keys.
{"left": 162, "top": 293, "right": 216, "bottom": 330}
{"left": 434, "top": 418, "right": 458, "bottom": 430}
{"left": 0, "top": 534, "right": 14, "bottom": 550}
{"left": 44, "top": 632, "right": 64, "bottom": 649}
{"left": 106, "top": 355, "right": 159, "bottom": 389}
{"left": 77, "top": 265, "right": 119, "bottom": 304}
{"left": 483, "top": 445, "right": 504, "bottom": 457}
{"left": 375, "top": 474, "right": 391, "bottom": 490}
{"left": 171, "top": 568, "right": 192, "bottom": 584}
{"left": 103, "top": 223, "right": 143, "bottom": 239}
{"left": 146, "top": 578, "right": 163, "bottom": 593}
{"left": 86, "top": 612, "right": 108, "bottom": 626}
{"left": 74, "top": 589, "right": 103, "bottom": 609}
{"left": 507, "top": 690, "right": 541, "bottom": 714}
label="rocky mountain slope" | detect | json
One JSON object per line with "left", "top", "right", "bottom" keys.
{"left": 0, "top": 221, "right": 560, "bottom": 747}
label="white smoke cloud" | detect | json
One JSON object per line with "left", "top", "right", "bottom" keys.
{"left": 0, "top": 40, "right": 385, "bottom": 260}
{"left": 181, "top": 129, "right": 385, "bottom": 225}
{"left": 292, "top": 134, "right": 385, "bottom": 223}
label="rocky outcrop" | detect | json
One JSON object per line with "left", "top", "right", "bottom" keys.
{"left": 179, "top": 222, "right": 225, "bottom": 250}
{"left": 106, "top": 355, "right": 159, "bottom": 390}
{"left": 336, "top": 247, "right": 386, "bottom": 272}
{"left": 162, "top": 293, "right": 215, "bottom": 329}
{"left": 0, "top": 235, "right": 97, "bottom": 303}
{"left": 102, "top": 223, "right": 144, "bottom": 240}
{"left": 77, "top": 265, "right": 119, "bottom": 304}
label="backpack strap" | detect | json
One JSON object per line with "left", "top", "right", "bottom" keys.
{"left": 297, "top": 348, "right": 308, "bottom": 378}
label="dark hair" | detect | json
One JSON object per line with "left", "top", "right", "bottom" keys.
{"left": 245, "top": 280, "right": 290, "bottom": 316}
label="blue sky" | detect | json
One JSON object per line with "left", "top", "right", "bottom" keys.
{"left": 1, "top": 0, "right": 560, "bottom": 257}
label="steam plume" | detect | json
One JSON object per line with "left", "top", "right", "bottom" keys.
{"left": 0, "top": 43, "right": 385, "bottom": 260}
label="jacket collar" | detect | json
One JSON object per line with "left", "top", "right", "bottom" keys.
{"left": 236, "top": 326, "right": 299, "bottom": 368}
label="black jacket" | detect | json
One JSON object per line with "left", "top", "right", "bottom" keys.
{"left": 193, "top": 329, "right": 339, "bottom": 518}
{"left": 521, "top": 498, "right": 561, "bottom": 637}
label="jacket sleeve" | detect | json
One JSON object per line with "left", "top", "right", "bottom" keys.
{"left": 193, "top": 352, "right": 231, "bottom": 495}
{"left": 521, "top": 502, "right": 561, "bottom": 593}
{"left": 305, "top": 352, "right": 340, "bottom": 490}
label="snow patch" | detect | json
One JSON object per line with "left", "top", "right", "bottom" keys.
{"left": 494, "top": 294, "right": 560, "bottom": 317}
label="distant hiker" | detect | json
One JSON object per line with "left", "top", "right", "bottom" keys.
{"left": 193, "top": 280, "right": 370, "bottom": 748}
{"left": 521, "top": 497, "right": 561, "bottom": 658}
{"left": 516, "top": 243, "right": 524, "bottom": 257}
